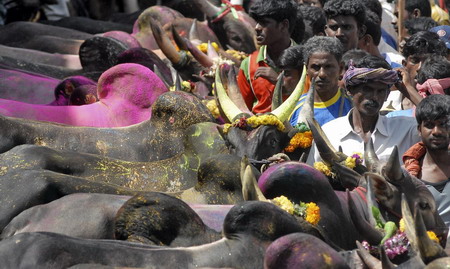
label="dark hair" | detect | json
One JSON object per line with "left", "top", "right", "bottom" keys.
{"left": 415, "top": 94, "right": 450, "bottom": 125}
{"left": 405, "top": 0, "right": 432, "bottom": 17}
{"left": 402, "top": 31, "right": 447, "bottom": 58}
{"left": 291, "top": 5, "right": 306, "bottom": 43}
{"left": 323, "top": 0, "right": 366, "bottom": 27}
{"left": 363, "top": 10, "right": 382, "bottom": 46}
{"left": 249, "top": 0, "right": 298, "bottom": 33}
{"left": 416, "top": 55, "right": 450, "bottom": 84}
{"left": 353, "top": 55, "right": 392, "bottom": 70}
{"left": 404, "top": 17, "right": 439, "bottom": 36}
{"left": 362, "top": 0, "right": 382, "bottom": 20}
{"left": 278, "top": 45, "right": 304, "bottom": 70}
{"left": 299, "top": 5, "right": 326, "bottom": 37}
{"left": 342, "top": 49, "right": 370, "bottom": 70}
{"left": 302, "top": 36, "right": 343, "bottom": 63}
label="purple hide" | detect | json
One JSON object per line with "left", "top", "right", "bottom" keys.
{"left": 0, "top": 63, "right": 168, "bottom": 127}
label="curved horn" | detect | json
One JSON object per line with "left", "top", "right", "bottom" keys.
{"left": 227, "top": 65, "right": 252, "bottom": 115}
{"left": 296, "top": 78, "right": 315, "bottom": 126}
{"left": 347, "top": 190, "right": 384, "bottom": 245}
{"left": 189, "top": 19, "right": 202, "bottom": 45}
{"left": 149, "top": 18, "right": 180, "bottom": 64}
{"left": 191, "top": 0, "right": 222, "bottom": 18}
{"left": 153, "top": 64, "right": 171, "bottom": 89}
{"left": 207, "top": 41, "right": 220, "bottom": 60}
{"left": 174, "top": 73, "right": 182, "bottom": 91}
{"left": 364, "top": 138, "right": 380, "bottom": 173}
{"left": 271, "top": 72, "right": 284, "bottom": 110}
{"left": 356, "top": 241, "right": 382, "bottom": 269}
{"left": 184, "top": 38, "right": 213, "bottom": 68}
{"left": 332, "top": 161, "right": 363, "bottom": 189}
{"left": 271, "top": 65, "right": 307, "bottom": 122}
{"left": 383, "top": 146, "right": 403, "bottom": 183}
{"left": 401, "top": 193, "right": 419, "bottom": 254}
{"left": 307, "top": 117, "right": 345, "bottom": 166}
{"left": 241, "top": 161, "right": 268, "bottom": 201}
{"left": 366, "top": 174, "right": 383, "bottom": 226}
{"left": 171, "top": 25, "right": 188, "bottom": 51}
{"left": 215, "top": 64, "right": 250, "bottom": 122}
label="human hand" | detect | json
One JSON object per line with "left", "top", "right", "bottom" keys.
{"left": 254, "top": 67, "right": 278, "bottom": 84}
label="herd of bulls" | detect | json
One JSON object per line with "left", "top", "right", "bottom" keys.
{"left": 0, "top": 0, "right": 449, "bottom": 268}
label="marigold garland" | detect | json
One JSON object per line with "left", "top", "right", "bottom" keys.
{"left": 314, "top": 152, "right": 363, "bottom": 177}
{"left": 203, "top": 99, "right": 221, "bottom": 119}
{"left": 225, "top": 49, "right": 248, "bottom": 61}
{"left": 197, "top": 42, "right": 219, "bottom": 53}
{"left": 246, "top": 114, "right": 285, "bottom": 131}
{"left": 272, "top": 196, "right": 321, "bottom": 225}
{"left": 284, "top": 131, "right": 313, "bottom": 152}
{"left": 314, "top": 162, "right": 332, "bottom": 177}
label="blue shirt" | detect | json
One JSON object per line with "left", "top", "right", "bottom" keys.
{"left": 289, "top": 89, "right": 353, "bottom": 126}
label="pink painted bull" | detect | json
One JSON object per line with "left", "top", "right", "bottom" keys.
{"left": 0, "top": 63, "right": 168, "bottom": 127}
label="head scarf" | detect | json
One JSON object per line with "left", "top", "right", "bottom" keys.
{"left": 343, "top": 65, "right": 399, "bottom": 89}
{"left": 415, "top": 78, "right": 450, "bottom": 98}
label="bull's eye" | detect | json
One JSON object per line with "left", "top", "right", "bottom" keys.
{"left": 231, "top": 36, "right": 241, "bottom": 42}
{"left": 419, "top": 201, "right": 430, "bottom": 210}
{"left": 270, "top": 138, "right": 277, "bottom": 147}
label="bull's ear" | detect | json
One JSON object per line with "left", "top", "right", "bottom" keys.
{"left": 366, "top": 172, "right": 396, "bottom": 208}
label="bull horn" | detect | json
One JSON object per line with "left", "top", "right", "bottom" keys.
{"left": 364, "top": 138, "right": 380, "bottom": 173}
{"left": 149, "top": 18, "right": 180, "bottom": 65}
{"left": 189, "top": 19, "right": 202, "bottom": 45}
{"left": 415, "top": 206, "right": 447, "bottom": 263}
{"left": 306, "top": 117, "right": 344, "bottom": 166}
{"left": 271, "top": 72, "right": 284, "bottom": 110}
{"left": 184, "top": 38, "right": 213, "bottom": 68}
{"left": 215, "top": 64, "right": 250, "bottom": 121}
{"left": 401, "top": 193, "right": 419, "bottom": 254}
{"left": 207, "top": 41, "right": 219, "bottom": 60}
{"left": 366, "top": 174, "right": 383, "bottom": 226}
{"left": 191, "top": 0, "right": 222, "bottom": 19}
{"left": 240, "top": 156, "right": 268, "bottom": 201}
{"left": 174, "top": 73, "right": 182, "bottom": 91}
{"left": 271, "top": 65, "right": 307, "bottom": 122}
{"left": 332, "top": 161, "right": 363, "bottom": 189}
{"left": 356, "top": 241, "right": 382, "bottom": 269}
{"left": 383, "top": 146, "right": 403, "bottom": 183}
{"left": 347, "top": 190, "right": 384, "bottom": 245}
{"left": 296, "top": 78, "right": 315, "bottom": 127}
{"left": 171, "top": 25, "right": 188, "bottom": 51}
{"left": 153, "top": 64, "right": 171, "bottom": 89}
{"left": 227, "top": 65, "right": 252, "bottom": 115}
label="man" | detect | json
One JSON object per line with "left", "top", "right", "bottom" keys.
{"left": 323, "top": 0, "right": 366, "bottom": 53}
{"left": 392, "top": 0, "right": 432, "bottom": 34}
{"left": 307, "top": 56, "right": 421, "bottom": 164}
{"left": 403, "top": 94, "right": 450, "bottom": 230}
{"left": 237, "top": 0, "right": 298, "bottom": 114}
{"left": 289, "top": 36, "right": 352, "bottom": 127}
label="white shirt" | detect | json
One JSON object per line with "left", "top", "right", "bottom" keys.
{"left": 307, "top": 110, "right": 421, "bottom": 165}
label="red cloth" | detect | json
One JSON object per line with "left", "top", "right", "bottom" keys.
{"left": 402, "top": 142, "right": 426, "bottom": 177}
{"left": 237, "top": 50, "right": 276, "bottom": 114}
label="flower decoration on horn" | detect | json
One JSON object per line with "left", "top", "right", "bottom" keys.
{"left": 314, "top": 152, "right": 363, "bottom": 178}
{"left": 284, "top": 122, "right": 313, "bottom": 152}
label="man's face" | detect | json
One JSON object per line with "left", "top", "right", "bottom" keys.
{"left": 306, "top": 52, "right": 341, "bottom": 95}
{"left": 419, "top": 118, "right": 450, "bottom": 151}
{"left": 348, "top": 81, "right": 389, "bottom": 117}
{"left": 392, "top": 5, "right": 412, "bottom": 33}
{"left": 254, "top": 18, "right": 283, "bottom": 46}
{"left": 325, "top": 15, "right": 360, "bottom": 52}
{"left": 404, "top": 53, "right": 429, "bottom": 85}
{"left": 282, "top": 68, "right": 302, "bottom": 96}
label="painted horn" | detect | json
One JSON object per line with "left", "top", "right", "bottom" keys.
{"left": 271, "top": 65, "right": 307, "bottom": 122}
{"left": 379, "top": 246, "right": 396, "bottom": 269}
{"left": 226, "top": 65, "right": 252, "bottom": 115}
{"left": 184, "top": 38, "right": 214, "bottom": 68}
{"left": 296, "top": 78, "right": 315, "bottom": 127}
{"left": 271, "top": 72, "right": 284, "bottom": 110}
{"left": 207, "top": 41, "right": 219, "bottom": 60}
{"left": 215, "top": 64, "right": 250, "bottom": 122}
{"left": 383, "top": 146, "right": 403, "bottom": 183}
{"left": 347, "top": 190, "right": 384, "bottom": 245}
{"left": 191, "top": 0, "right": 222, "bottom": 18}
{"left": 149, "top": 18, "right": 181, "bottom": 65}
{"left": 364, "top": 138, "right": 381, "bottom": 173}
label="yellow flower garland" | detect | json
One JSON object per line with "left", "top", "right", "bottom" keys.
{"left": 225, "top": 49, "right": 248, "bottom": 61}
{"left": 314, "top": 162, "right": 332, "bottom": 177}
{"left": 197, "top": 42, "right": 219, "bottom": 53}
{"left": 398, "top": 218, "right": 440, "bottom": 243}
{"left": 246, "top": 115, "right": 285, "bottom": 132}
{"left": 284, "top": 131, "right": 313, "bottom": 152}
{"left": 272, "top": 196, "right": 320, "bottom": 225}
